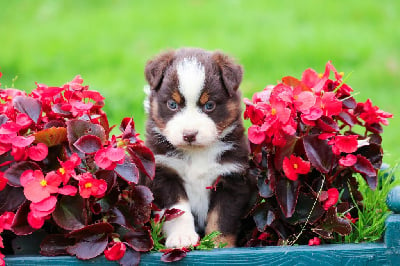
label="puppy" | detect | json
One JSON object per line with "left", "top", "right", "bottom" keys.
{"left": 144, "top": 48, "right": 252, "bottom": 248}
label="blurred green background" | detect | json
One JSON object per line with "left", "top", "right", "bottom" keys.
{"left": 0, "top": 0, "right": 398, "bottom": 165}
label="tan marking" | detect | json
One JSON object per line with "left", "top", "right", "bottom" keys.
{"left": 172, "top": 90, "right": 182, "bottom": 104}
{"left": 151, "top": 98, "right": 166, "bottom": 130}
{"left": 217, "top": 100, "right": 240, "bottom": 133}
{"left": 205, "top": 208, "right": 237, "bottom": 248}
{"left": 199, "top": 91, "right": 210, "bottom": 105}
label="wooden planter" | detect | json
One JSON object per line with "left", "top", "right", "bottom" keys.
{"left": 5, "top": 187, "right": 400, "bottom": 265}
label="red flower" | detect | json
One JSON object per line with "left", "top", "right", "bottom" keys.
{"left": 77, "top": 173, "right": 107, "bottom": 198}
{"left": 339, "top": 154, "right": 357, "bottom": 167}
{"left": 282, "top": 155, "right": 310, "bottom": 181}
{"left": 248, "top": 125, "right": 266, "bottom": 144}
{"left": 329, "top": 135, "right": 358, "bottom": 155}
{"left": 104, "top": 241, "right": 126, "bottom": 261}
{"left": 0, "top": 172, "right": 8, "bottom": 191}
{"left": 58, "top": 153, "right": 81, "bottom": 183}
{"left": 0, "top": 212, "right": 15, "bottom": 231}
{"left": 308, "top": 237, "right": 321, "bottom": 246}
{"left": 345, "top": 212, "right": 359, "bottom": 224}
{"left": 319, "top": 188, "right": 339, "bottom": 210}
{"left": 358, "top": 99, "right": 393, "bottom": 126}
{"left": 27, "top": 143, "right": 48, "bottom": 161}
{"left": 94, "top": 146, "right": 125, "bottom": 170}
{"left": 21, "top": 170, "right": 62, "bottom": 203}
{"left": 30, "top": 196, "right": 57, "bottom": 218}
{"left": 27, "top": 212, "right": 47, "bottom": 229}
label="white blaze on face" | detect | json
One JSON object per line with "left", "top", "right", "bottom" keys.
{"left": 164, "top": 57, "right": 218, "bottom": 148}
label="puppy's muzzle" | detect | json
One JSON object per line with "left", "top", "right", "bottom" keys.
{"left": 183, "top": 130, "right": 198, "bottom": 144}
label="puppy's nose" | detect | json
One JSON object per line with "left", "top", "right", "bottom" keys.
{"left": 183, "top": 130, "right": 198, "bottom": 143}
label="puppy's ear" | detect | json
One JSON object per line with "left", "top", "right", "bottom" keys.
{"left": 212, "top": 51, "right": 243, "bottom": 96}
{"left": 145, "top": 50, "right": 175, "bottom": 90}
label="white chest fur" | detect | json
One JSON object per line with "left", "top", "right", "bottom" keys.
{"left": 155, "top": 141, "right": 243, "bottom": 229}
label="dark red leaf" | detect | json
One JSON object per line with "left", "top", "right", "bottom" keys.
{"left": 352, "top": 154, "right": 377, "bottom": 189}
{"left": 161, "top": 248, "right": 187, "bottom": 263}
{"left": 4, "top": 161, "right": 41, "bottom": 186}
{"left": 253, "top": 203, "right": 275, "bottom": 231}
{"left": 67, "top": 234, "right": 108, "bottom": 260}
{"left": 338, "top": 111, "right": 358, "bottom": 127}
{"left": 40, "top": 234, "right": 75, "bottom": 256}
{"left": 95, "top": 169, "right": 117, "bottom": 194}
{"left": 114, "top": 158, "right": 140, "bottom": 184}
{"left": 127, "top": 144, "right": 155, "bottom": 180}
{"left": 164, "top": 208, "right": 185, "bottom": 221}
{"left": 312, "top": 207, "right": 352, "bottom": 238}
{"left": 52, "top": 195, "right": 88, "bottom": 230}
{"left": 0, "top": 185, "right": 26, "bottom": 213}
{"left": 119, "top": 246, "right": 141, "bottom": 266}
{"left": 275, "top": 175, "right": 300, "bottom": 218}
{"left": 257, "top": 175, "right": 273, "bottom": 198}
{"left": 303, "top": 134, "right": 336, "bottom": 174}
{"left": 66, "top": 119, "right": 106, "bottom": 148}
{"left": 287, "top": 193, "right": 325, "bottom": 225}
{"left": 11, "top": 201, "right": 36, "bottom": 235}
{"left": 73, "top": 134, "right": 102, "bottom": 154}
{"left": 316, "top": 116, "right": 339, "bottom": 132}
{"left": 67, "top": 222, "right": 113, "bottom": 239}
{"left": 341, "top": 97, "right": 357, "bottom": 109}
{"left": 119, "top": 185, "right": 154, "bottom": 225}
{"left": 12, "top": 95, "right": 42, "bottom": 123}
{"left": 123, "top": 227, "right": 153, "bottom": 252}
{"left": 107, "top": 207, "right": 127, "bottom": 226}
{"left": 34, "top": 127, "right": 68, "bottom": 147}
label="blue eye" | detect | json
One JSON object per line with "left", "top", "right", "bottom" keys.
{"left": 203, "top": 101, "right": 216, "bottom": 112}
{"left": 167, "top": 99, "right": 179, "bottom": 111}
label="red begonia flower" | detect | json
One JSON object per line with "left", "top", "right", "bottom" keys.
{"left": 21, "top": 170, "right": 62, "bottom": 203}
{"left": 15, "top": 113, "right": 32, "bottom": 129}
{"left": 320, "top": 92, "right": 342, "bottom": 117}
{"left": 329, "top": 135, "right": 358, "bottom": 155}
{"left": 0, "top": 212, "right": 15, "bottom": 231}
{"left": 294, "top": 91, "right": 316, "bottom": 112}
{"left": 358, "top": 99, "right": 393, "bottom": 126}
{"left": 308, "top": 237, "right": 321, "bottom": 246}
{"left": 322, "top": 188, "right": 339, "bottom": 210}
{"left": 282, "top": 155, "right": 311, "bottom": 181}
{"left": 27, "top": 143, "right": 48, "bottom": 161}
{"left": 345, "top": 213, "right": 358, "bottom": 224}
{"left": 58, "top": 153, "right": 81, "bottom": 183}
{"left": 248, "top": 125, "right": 266, "bottom": 144}
{"left": 94, "top": 146, "right": 125, "bottom": 170}
{"left": 11, "top": 135, "right": 35, "bottom": 148}
{"left": 339, "top": 154, "right": 357, "bottom": 167}
{"left": 58, "top": 185, "right": 78, "bottom": 196}
{"left": 104, "top": 241, "right": 126, "bottom": 261}
{"left": 78, "top": 173, "right": 107, "bottom": 198}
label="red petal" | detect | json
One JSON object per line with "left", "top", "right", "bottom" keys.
{"left": 30, "top": 196, "right": 57, "bottom": 214}
{"left": 339, "top": 154, "right": 357, "bottom": 167}
{"left": 58, "top": 185, "right": 78, "bottom": 196}
{"left": 248, "top": 125, "right": 265, "bottom": 144}
{"left": 106, "top": 147, "right": 126, "bottom": 162}
{"left": 27, "top": 212, "right": 46, "bottom": 229}
{"left": 0, "top": 122, "right": 21, "bottom": 134}
{"left": 104, "top": 242, "right": 126, "bottom": 261}
{"left": 94, "top": 149, "right": 113, "bottom": 169}
{"left": 24, "top": 181, "right": 50, "bottom": 203}
{"left": 323, "top": 188, "right": 339, "bottom": 210}
{"left": 28, "top": 143, "right": 48, "bottom": 161}
{"left": 334, "top": 135, "right": 358, "bottom": 153}
{"left": 12, "top": 135, "right": 35, "bottom": 148}
{"left": 282, "top": 156, "right": 298, "bottom": 181}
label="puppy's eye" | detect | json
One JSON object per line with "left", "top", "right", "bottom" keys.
{"left": 167, "top": 99, "right": 179, "bottom": 111}
{"left": 203, "top": 101, "right": 216, "bottom": 112}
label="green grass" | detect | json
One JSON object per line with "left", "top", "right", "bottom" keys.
{"left": 1, "top": 0, "right": 399, "bottom": 165}
{"left": 337, "top": 165, "right": 400, "bottom": 243}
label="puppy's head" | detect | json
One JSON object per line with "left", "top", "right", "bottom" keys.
{"left": 145, "top": 48, "right": 243, "bottom": 149}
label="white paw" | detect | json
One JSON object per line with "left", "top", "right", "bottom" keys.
{"left": 165, "top": 229, "right": 199, "bottom": 248}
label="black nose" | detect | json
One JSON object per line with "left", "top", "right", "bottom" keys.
{"left": 183, "top": 130, "right": 198, "bottom": 143}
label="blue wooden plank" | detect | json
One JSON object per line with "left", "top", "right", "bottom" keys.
{"left": 5, "top": 243, "right": 400, "bottom": 266}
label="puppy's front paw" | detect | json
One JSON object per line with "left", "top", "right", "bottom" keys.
{"left": 165, "top": 229, "right": 199, "bottom": 248}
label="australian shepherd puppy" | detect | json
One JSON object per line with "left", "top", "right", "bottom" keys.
{"left": 144, "top": 48, "right": 252, "bottom": 248}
